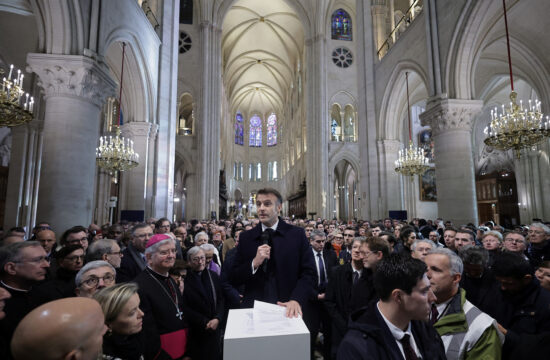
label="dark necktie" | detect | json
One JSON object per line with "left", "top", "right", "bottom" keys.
{"left": 399, "top": 334, "right": 419, "bottom": 360}
{"left": 317, "top": 253, "right": 326, "bottom": 289}
{"left": 430, "top": 303, "right": 439, "bottom": 324}
{"left": 352, "top": 271, "right": 359, "bottom": 285}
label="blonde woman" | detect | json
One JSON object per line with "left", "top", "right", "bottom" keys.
{"left": 94, "top": 283, "right": 144, "bottom": 360}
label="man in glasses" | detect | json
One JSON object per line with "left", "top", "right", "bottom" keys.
{"left": 0, "top": 241, "right": 49, "bottom": 358}
{"left": 75, "top": 260, "right": 116, "bottom": 298}
{"left": 32, "top": 245, "right": 84, "bottom": 305}
{"left": 527, "top": 222, "right": 550, "bottom": 268}
{"left": 118, "top": 223, "right": 153, "bottom": 283}
{"left": 86, "top": 239, "right": 123, "bottom": 269}
{"left": 502, "top": 231, "right": 528, "bottom": 260}
{"left": 61, "top": 225, "right": 89, "bottom": 252}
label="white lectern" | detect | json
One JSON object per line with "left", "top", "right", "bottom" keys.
{"left": 224, "top": 303, "right": 310, "bottom": 360}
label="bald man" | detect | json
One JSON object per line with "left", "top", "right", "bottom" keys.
{"left": 11, "top": 297, "right": 107, "bottom": 360}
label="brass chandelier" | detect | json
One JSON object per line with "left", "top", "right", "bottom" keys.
{"left": 96, "top": 42, "right": 139, "bottom": 175}
{"left": 395, "top": 72, "right": 430, "bottom": 177}
{"left": 0, "top": 65, "right": 34, "bottom": 127}
{"left": 483, "top": 0, "right": 550, "bottom": 158}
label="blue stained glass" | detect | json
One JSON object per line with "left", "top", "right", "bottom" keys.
{"left": 331, "top": 9, "right": 352, "bottom": 41}
{"left": 267, "top": 113, "right": 277, "bottom": 146}
{"left": 249, "top": 114, "right": 262, "bottom": 147}
{"left": 235, "top": 112, "right": 244, "bottom": 145}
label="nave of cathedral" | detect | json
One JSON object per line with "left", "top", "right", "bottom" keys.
{"left": 0, "top": 0, "right": 549, "bottom": 232}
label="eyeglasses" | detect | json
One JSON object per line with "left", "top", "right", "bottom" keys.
{"left": 505, "top": 238, "right": 525, "bottom": 244}
{"left": 344, "top": 234, "right": 355, "bottom": 237}
{"left": 361, "top": 251, "right": 378, "bottom": 258}
{"left": 65, "top": 255, "right": 85, "bottom": 262}
{"left": 80, "top": 273, "right": 116, "bottom": 288}
{"left": 191, "top": 256, "right": 206, "bottom": 262}
{"left": 528, "top": 230, "right": 545, "bottom": 235}
{"left": 14, "top": 256, "right": 49, "bottom": 264}
{"left": 108, "top": 251, "right": 123, "bottom": 256}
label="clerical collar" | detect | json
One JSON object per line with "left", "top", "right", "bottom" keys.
{"left": 146, "top": 266, "right": 169, "bottom": 278}
{"left": 261, "top": 219, "right": 279, "bottom": 232}
{"left": 1, "top": 280, "right": 30, "bottom": 293}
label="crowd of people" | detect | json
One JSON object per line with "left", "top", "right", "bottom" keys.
{"left": 1, "top": 187, "right": 550, "bottom": 360}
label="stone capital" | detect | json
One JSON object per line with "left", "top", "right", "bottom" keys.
{"left": 148, "top": 123, "right": 159, "bottom": 140}
{"left": 121, "top": 122, "right": 152, "bottom": 138}
{"left": 420, "top": 99, "right": 483, "bottom": 136}
{"left": 26, "top": 53, "right": 116, "bottom": 107}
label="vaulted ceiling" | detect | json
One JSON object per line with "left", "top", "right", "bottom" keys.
{"left": 222, "top": 0, "right": 304, "bottom": 116}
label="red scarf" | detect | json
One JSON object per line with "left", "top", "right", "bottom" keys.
{"left": 332, "top": 243, "right": 342, "bottom": 257}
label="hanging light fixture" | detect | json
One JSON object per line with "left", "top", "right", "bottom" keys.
{"left": 395, "top": 72, "right": 430, "bottom": 178}
{"left": 483, "top": 0, "right": 549, "bottom": 158}
{"left": 0, "top": 64, "right": 34, "bottom": 127}
{"left": 96, "top": 42, "right": 139, "bottom": 175}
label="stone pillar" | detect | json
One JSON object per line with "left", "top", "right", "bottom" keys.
{"left": 94, "top": 169, "right": 111, "bottom": 226}
{"left": 120, "top": 122, "right": 152, "bottom": 211}
{"left": 378, "top": 139, "right": 403, "bottom": 215}
{"left": 420, "top": 99, "right": 483, "bottom": 225}
{"left": 146, "top": 123, "right": 158, "bottom": 217}
{"left": 371, "top": 3, "right": 388, "bottom": 56}
{"left": 529, "top": 150, "right": 544, "bottom": 218}
{"left": 515, "top": 147, "right": 548, "bottom": 222}
{"left": 305, "top": 34, "right": 329, "bottom": 219}
{"left": 152, "top": 0, "right": 179, "bottom": 219}
{"left": 357, "top": 0, "right": 382, "bottom": 220}
{"left": 196, "top": 20, "right": 221, "bottom": 219}
{"left": 3, "top": 121, "right": 43, "bottom": 232}
{"left": 27, "top": 53, "right": 116, "bottom": 233}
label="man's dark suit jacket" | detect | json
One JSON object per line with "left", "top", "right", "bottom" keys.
{"left": 183, "top": 269, "right": 225, "bottom": 360}
{"left": 337, "top": 305, "right": 446, "bottom": 360}
{"left": 325, "top": 265, "right": 378, "bottom": 354}
{"left": 117, "top": 244, "right": 146, "bottom": 283}
{"left": 229, "top": 218, "right": 316, "bottom": 308}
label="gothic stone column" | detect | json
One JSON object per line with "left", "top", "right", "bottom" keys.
{"left": 378, "top": 139, "right": 403, "bottom": 215}
{"left": 120, "top": 121, "right": 152, "bottom": 212}
{"left": 27, "top": 53, "right": 116, "bottom": 233}
{"left": 420, "top": 99, "right": 483, "bottom": 225}
{"left": 305, "top": 34, "right": 329, "bottom": 219}
{"left": 3, "top": 121, "right": 43, "bottom": 231}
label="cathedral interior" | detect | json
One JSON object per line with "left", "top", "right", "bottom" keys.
{"left": 0, "top": 0, "right": 549, "bottom": 234}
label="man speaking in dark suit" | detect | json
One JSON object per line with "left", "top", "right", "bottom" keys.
{"left": 230, "top": 188, "right": 316, "bottom": 318}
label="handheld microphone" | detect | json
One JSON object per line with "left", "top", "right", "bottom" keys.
{"left": 260, "top": 230, "right": 271, "bottom": 272}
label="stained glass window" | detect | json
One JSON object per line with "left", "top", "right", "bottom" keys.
{"left": 235, "top": 112, "right": 244, "bottom": 145}
{"left": 249, "top": 114, "right": 262, "bottom": 147}
{"left": 331, "top": 9, "right": 352, "bottom": 41}
{"left": 267, "top": 113, "right": 277, "bottom": 146}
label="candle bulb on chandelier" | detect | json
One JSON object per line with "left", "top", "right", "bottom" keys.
{"left": 8, "top": 65, "right": 13, "bottom": 80}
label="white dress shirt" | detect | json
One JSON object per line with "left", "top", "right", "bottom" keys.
{"left": 252, "top": 220, "right": 279, "bottom": 274}
{"left": 377, "top": 302, "right": 422, "bottom": 359}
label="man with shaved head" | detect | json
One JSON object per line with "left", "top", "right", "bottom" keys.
{"left": 11, "top": 297, "right": 107, "bottom": 360}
